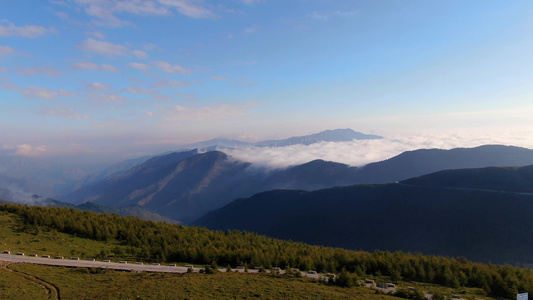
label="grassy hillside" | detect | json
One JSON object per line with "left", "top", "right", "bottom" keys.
{"left": 2, "top": 263, "right": 399, "bottom": 300}
{"left": 1, "top": 203, "right": 532, "bottom": 299}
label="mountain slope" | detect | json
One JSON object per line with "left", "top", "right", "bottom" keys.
{"left": 354, "top": 145, "right": 533, "bottom": 183}
{"left": 63, "top": 150, "right": 257, "bottom": 223}
{"left": 60, "top": 151, "right": 363, "bottom": 223}
{"left": 58, "top": 149, "right": 200, "bottom": 204}
{"left": 61, "top": 145, "right": 533, "bottom": 224}
{"left": 194, "top": 180, "right": 533, "bottom": 266}
{"left": 401, "top": 165, "right": 533, "bottom": 193}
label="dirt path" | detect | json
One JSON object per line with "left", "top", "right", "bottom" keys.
{"left": 0, "top": 261, "right": 60, "bottom": 300}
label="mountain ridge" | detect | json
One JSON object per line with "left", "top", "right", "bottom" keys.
{"left": 59, "top": 144, "right": 533, "bottom": 224}
{"left": 193, "top": 166, "right": 533, "bottom": 265}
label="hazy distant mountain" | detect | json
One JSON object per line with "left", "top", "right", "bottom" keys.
{"left": 61, "top": 144, "right": 533, "bottom": 224}
{"left": 75, "top": 202, "right": 179, "bottom": 224}
{"left": 60, "top": 150, "right": 362, "bottom": 223}
{"left": 0, "top": 156, "right": 89, "bottom": 197}
{"left": 0, "top": 192, "right": 176, "bottom": 223}
{"left": 60, "top": 150, "right": 253, "bottom": 223}
{"left": 180, "top": 138, "right": 253, "bottom": 149}
{"left": 0, "top": 128, "right": 378, "bottom": 199}
{"left": 69, "top": 155, "right": 153, "bottom": 192}
{"left": 194, "top": 167, "right": 533, "bottom": 265}
{"left": 174, "top": 128, "right": 382, "bottom": 150}
{"left": 253, "top": 128, "right": 382, "bottom": 147}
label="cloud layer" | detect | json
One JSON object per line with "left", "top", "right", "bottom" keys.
{"left": 222, "top": 131, "right": 533, "bottom": 169}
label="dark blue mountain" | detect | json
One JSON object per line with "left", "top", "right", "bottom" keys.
{"left": 194, "top": 165, "right": 533, "bottom": 266}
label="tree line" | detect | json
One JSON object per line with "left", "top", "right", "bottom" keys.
{"left": 1, "top": 203, "right": 531, "bottom": 299}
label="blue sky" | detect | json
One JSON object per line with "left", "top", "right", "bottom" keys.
{"left": 1, "top": 0, "right": 533, "bottom": 160}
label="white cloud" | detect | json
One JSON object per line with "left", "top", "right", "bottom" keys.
{"left": 0, "top": 83, "right": 77, "bottom": 99}
{"left": 87, "top": 31, "right": 106, "bottom": 39}
{"left": 115, "top": 0, "right": 170, "bottom": 15}
{"left": 77, "top": 38, "right": 128, "bottom": 55}
{"left": 56, "top": 11, "right": 85, "bottom": 26}
{"left": 0, "top": 82, "right": 17, "bottom": 91}
{"left": 15, "top": 144, "right": 47, "bottom": 156}
{"left": 127, "top": 62, "right": 152, "bottom": 70}
{"left": 17, "top": 67, "right": 63, "bottom": 77}
{"left": 143, "top": 43, "right": 158, "bottom": 51}
{"left": 0, "top": 46, "right": 16, "bottom": 57}
{"left": 97, "top": 94, "right": 128, "bottom": 103}
{"left": 42, "top": 107, "right": 91, "bottom": 120}
{"left": 121, "top": 84, "right": 158, "bottom": 94}
{"left": 72, "top": 61, "right": 120, "bottom": 72}
{"left": 151, "top": 78, "right": 201, "bottom": 88}
{"left": 222, "top": 130, "right": 533, "bottom": 169}
{"left": 244, "top": 24, "right": 259, "bottom": 34}
{"left": 0, "top": 20, "right": 56, "bottom": 38}
{"left": 86, "top": 82, "right": 112, "bottom": 90}
{"left": 152, "top": 61, "right": 193, "bottom": 74}
{"left": 157, "top": 0, "right": 214, "bottom": 18}
{"left": 85, "top": 3, "right": 131, "bottom": 27}
{"left": 70, "top": 0, "right": 212, "bottom": 26}
{"left": 0, "top": 76, "right": 10, "bottom": 82}
{"left": 0, "top": 66, "right": 8, "bottom": 73}
{"left": 22, "top": 86, "right": 77, "bottom": 99}
{"left": 131, "top": 49, "right": 149, "bottom": 58}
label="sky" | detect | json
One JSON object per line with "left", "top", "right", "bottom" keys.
{"left": 1, "top": 0, "right": 533, "bottom": 164}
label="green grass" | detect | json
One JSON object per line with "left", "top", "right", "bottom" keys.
{"left": 6, "top": 263, "right": 398, "bottom": 300}
{"left": 0, "top": 209, "right": 499, "bottom": 299}
{"left": 0, "top": 263, "right": 48, "bottom": 299}
{"left": 0, "top": 211, "right": 131, "bottom": 260}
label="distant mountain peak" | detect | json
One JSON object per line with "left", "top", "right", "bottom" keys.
{"left": 253, "top": 128, "right": 383, "bottom": 147}
{"left": 174, "top": 129, "right": 383, "bottom": 150}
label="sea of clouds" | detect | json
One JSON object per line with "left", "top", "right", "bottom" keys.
{"left": 221, "top": 130, "right": 533, "bottom": 169}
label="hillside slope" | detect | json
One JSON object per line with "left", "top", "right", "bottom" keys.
{"left": 194, "top": 167, "right": 533, "bottom": 266}
{"left": 60, "top": 151, "right": 361, "bottom": 223}
{"left": 354, "top": 145, "right": 533, "bottom": 184}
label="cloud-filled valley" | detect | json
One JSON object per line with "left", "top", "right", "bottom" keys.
{"left": 222, "top": 130, "right": 533, "bottom": 169}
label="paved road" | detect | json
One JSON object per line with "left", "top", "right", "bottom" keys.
{"left": 0, "top": 253, "right": 323, "bottom": 278}
{"left": 0, "top": 253, "right": 195, "bottom": 273}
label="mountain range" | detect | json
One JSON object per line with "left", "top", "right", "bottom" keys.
{"left": 194, "top": 165, "right": 533, "bottom": 266}
{"left": 4, "top": 130, "right": 533, "bottom": 266}
{"left": 58, "top": 144, "right": 533, "bottom": 224}
{"left": 179, "top": 128, "right": 383, "bottom": 149}
{"left": 0, "top": 128, "right": 380, "bottom": 201}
